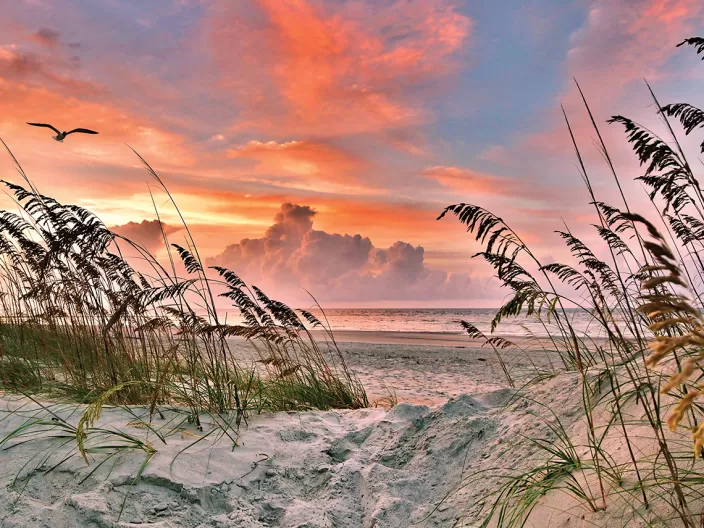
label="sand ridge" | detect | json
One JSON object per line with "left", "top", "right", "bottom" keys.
{"left": 0, "top": 339, "right": 641, "bottom": 527}
{"left": 0, "top": 388, "right": 530, "bottom": 527}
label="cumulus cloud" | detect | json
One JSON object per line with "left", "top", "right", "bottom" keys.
{"left": 207, "top": 203, "right": 491, "bottom": 303}
{"left": 110, "top": 219, "right": 182, "bottom": 254}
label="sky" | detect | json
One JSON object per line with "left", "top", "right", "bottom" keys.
{"left": 1, "top": 0, "right": 704, "bottom": 307}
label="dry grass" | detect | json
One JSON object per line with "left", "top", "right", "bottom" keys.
{"left": 441, "top": 37, "right": 704, "bottom": 527}
{"left": 0, "top": 141, "right": 368, "bottom": 422}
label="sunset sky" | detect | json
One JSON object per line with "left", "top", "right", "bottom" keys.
{"left": 1, "top": 0, "right": 704, "bottom": 307}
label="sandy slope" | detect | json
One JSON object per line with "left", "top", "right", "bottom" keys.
{"left": 0, "top": 336, "right": 662, "bottom": 527}
{"left": 337, "top": 339, "right": 559, "bottom": 406}
{"left": 0, "top": 373, "right": 597, "bottom": 528}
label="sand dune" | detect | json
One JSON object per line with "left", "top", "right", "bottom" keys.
{"left": 0, "top": 380, "right": 581, "bottom": 528}
{"left": 0, "top": 341, "right": 659, "bottom": 527}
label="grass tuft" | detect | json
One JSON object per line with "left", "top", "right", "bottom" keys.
{"left": 442, "top": 36, "right": 704, "bottom": 527}
{"left": 0, "top": 143, "right": 368, "bottom": 500}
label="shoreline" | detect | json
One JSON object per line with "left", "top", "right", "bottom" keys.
{"left": 311, "top": 329, "right": 605, "bottom": 349}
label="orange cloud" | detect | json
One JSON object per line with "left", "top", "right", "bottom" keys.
{"left": 206, "top": 202, "right": 493, "bottom": 304}
{"left": 226, "top": 139, "right": 366, "bottom": 181}
{"left": 206, "top": 0, "right": 471, "bottom": 138}
{"left": 0, "top": 78, "right": 196, "bottom": 174}
{"left": 77, "top": 181, "right": 457, "bottom": 257}
{"left": 424, "top": 165, "right": 509, "bottom": 195}
{"left": 0, "top": 19, "right": 198, "bottom": 174}
{"left": 423, "top": 165, "right": 554, "bottom": 202}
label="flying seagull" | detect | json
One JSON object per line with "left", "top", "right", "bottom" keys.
{"left": 26, "top": 122, "right": 99, "bottom": 142}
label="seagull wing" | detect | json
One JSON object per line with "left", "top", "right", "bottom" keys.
{"left": 65, "top": 128, "right": 99, "bottom": 136}
{"left": 27, "top": 122, "right": 60, "bottom": 135}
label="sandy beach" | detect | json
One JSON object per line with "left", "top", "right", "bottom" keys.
{"left": 0, "top": 332, "right": 603, "bottom": 528}
{"left": 328, "top": 331, "right": 561, "bottom": 406}
{"left": 5, "top": 1, "right": 704, "bottom": 525}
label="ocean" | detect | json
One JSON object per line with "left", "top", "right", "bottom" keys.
{"left": 216, "top": 307, "right": 626, "bottom": 339}
{"left": 301, "top": 308, "right": 611, "bottom": 339}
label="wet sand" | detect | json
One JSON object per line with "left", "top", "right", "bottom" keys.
{"left": 311, "top": 329, "right": 561, "bottom": 348}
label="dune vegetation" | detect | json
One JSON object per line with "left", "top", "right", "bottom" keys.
{"left": 5, "top": 32, "right": 704, "bottom": 528}
{"left": 0, "top": 141, "right": 367, "bottom": 421}
{"left": 438, "top": 37, "right": 704, "bottom": 527}
{"left": 0, "top": 143, "right": 369, "bottom": 519}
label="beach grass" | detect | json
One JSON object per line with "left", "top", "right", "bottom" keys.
{"left": 0, "top": 140, "right": 368, "bottom": 421}
{"left": 0, "top": 142, "right": 370, "bottom": 521}
{"left": 440, "top": 37, "right": 704, "bottom": 527}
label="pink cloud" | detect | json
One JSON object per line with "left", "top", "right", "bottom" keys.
{"left": 566, "top": 0, "right": 704, "bottom": 95}
{"left": 205, "top": 0, "right": 471, "bottom": 138}
{"left": 526, "top": 0, "right": 704, "bottom": 157}
{"left": 206, "top": 202, "right": 492, "bottom": 304}
{"left": 110, "top": 219, "right": 182, "bottom": 254}
{"left": 423, "top": 165, "right": 553, "bottom": 200}
{"left": 226, "top": 139, "right": 366, "bottom": 182}
{"left": 471, "top": 0, "right": 704, "bottom": 223}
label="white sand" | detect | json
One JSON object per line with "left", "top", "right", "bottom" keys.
{"left": 0, "top": 336, "right": 667, "bottom": 527}
{"left": 334, "top": 333, "right": 562, "bottom": 405}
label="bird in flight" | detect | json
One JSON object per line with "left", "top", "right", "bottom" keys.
{"left": 26, "top": 122, "right": 99, "bottom": 142}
